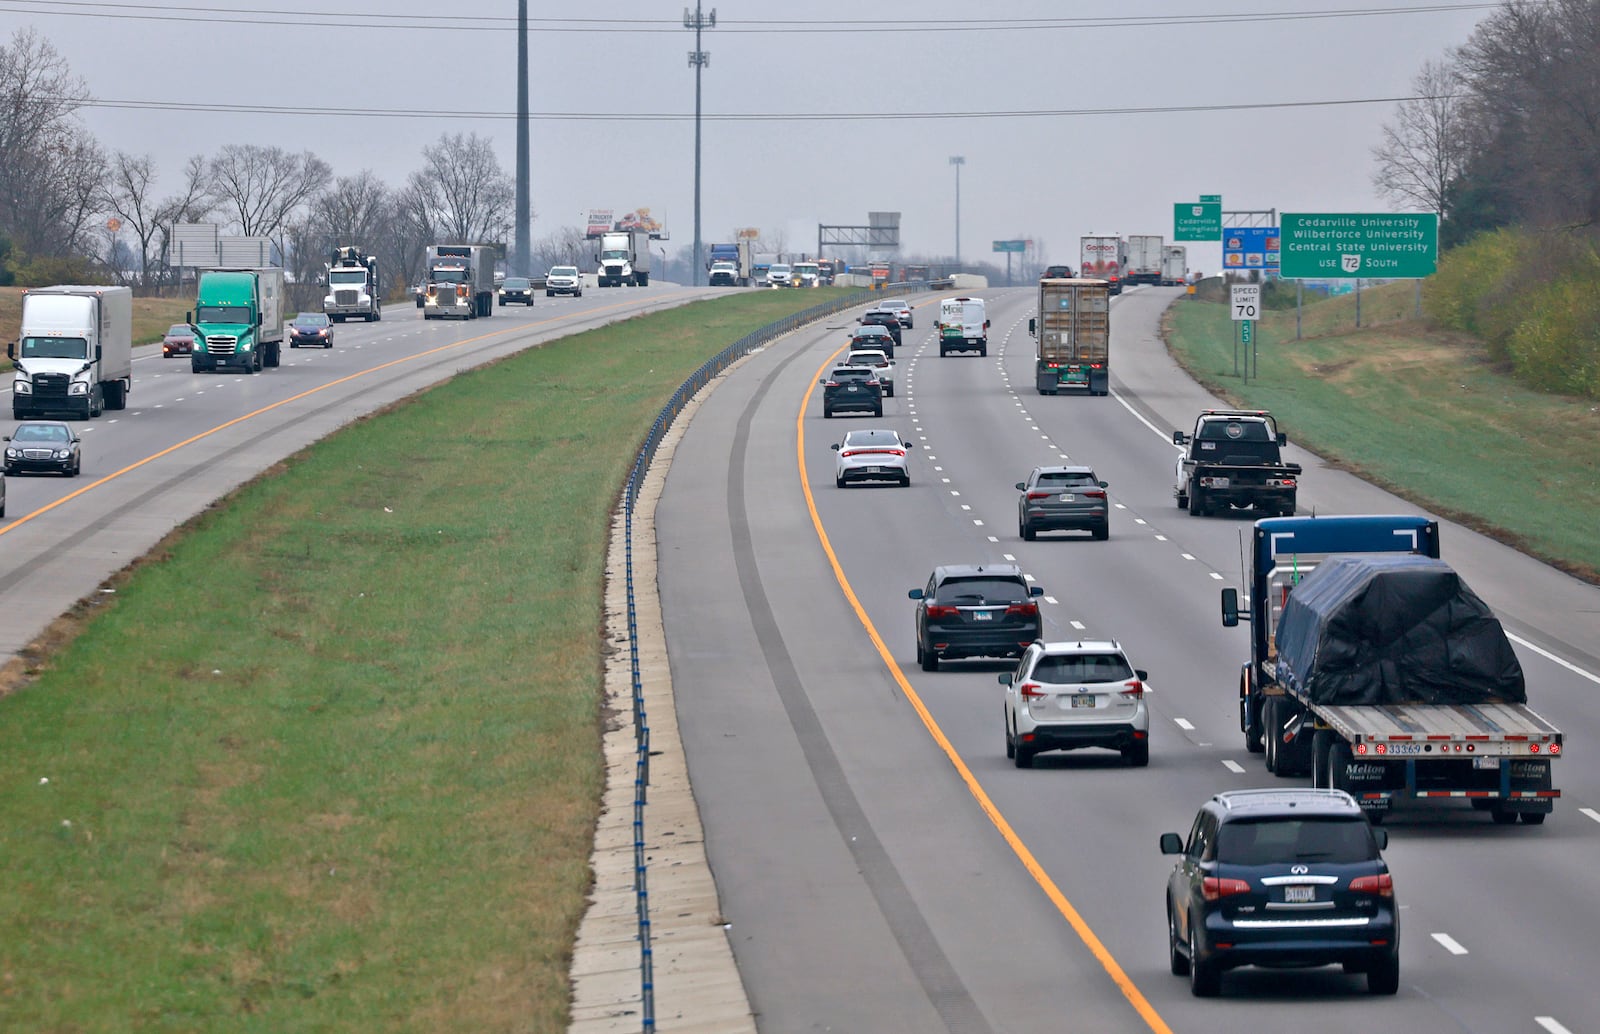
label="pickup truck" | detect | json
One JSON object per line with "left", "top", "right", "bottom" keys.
{"left": 1173, "top": 409, "right": 1301, "bottom": 517}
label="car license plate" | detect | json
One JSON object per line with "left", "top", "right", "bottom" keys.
{"left": 1059, "top": 493, "right": 1075, "bottom": 502}
{"left": 1070, "top": 696, "right": 1094, "bottom": 708}
{"left": 866, "top": 466, "right": 881, "bottom": 474}
{"left": 846, "top": 385, "right": 858, "bottom": 392}
{"left": 1284, "top": 886, "right": 1316, "bottom": 903}
{"left": 1210, "top": 477, "right": 1230, "bottom": 488}
{"left": 971, "top": 611, "right": 993, "bottom": 621}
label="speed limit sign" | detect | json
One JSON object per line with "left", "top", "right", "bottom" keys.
{"left": 1230, "top": 284, "right": 1261, "bottom": 322}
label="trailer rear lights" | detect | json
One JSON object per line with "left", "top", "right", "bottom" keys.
{"left": 1549, "top": 742, "right": 1561, "bottom": 755}
{"left": 1529, "top": 743, "right": 1540, "bottom": 753}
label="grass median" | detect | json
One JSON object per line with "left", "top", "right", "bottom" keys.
{"left": 0, "top": 289, "right": 852, "bottom": 1032}
{"left": 1164, "top": 282, "right": 1600, "bottom": 580}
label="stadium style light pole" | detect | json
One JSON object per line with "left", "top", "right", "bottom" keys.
{"left": 949, "top": 155, "right": 965, "bottom": 267}
{"left": 686, "top": 4, "right": 716, "bottom": 286}
{"left": 513, "top": 0, "right": 530, "bottom": 276}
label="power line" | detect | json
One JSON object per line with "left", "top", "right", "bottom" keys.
{"left": 63, "top": 94, "right": 1433, "bottom": 122}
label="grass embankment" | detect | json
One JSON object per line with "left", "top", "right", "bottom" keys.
{"left": 0, "top": 285, "right": 192, "bottom": 348}
{"left": 0, "top": 289, "right": 848, "bottom": 1031}
{"left": 1164, "top": 282, "right": 1600, "bottom": 580}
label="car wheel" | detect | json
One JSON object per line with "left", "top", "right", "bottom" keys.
{"left": 290, "top": 342, "right": 298, "bottom": 348}
{"left": 71, "top": 457, "right": 81, "bottom": 477}
{"left": 823, "top": 408, "right": 833, "bottom": 419}
{"left": 1005, "top": 715, "right": 1015, "bottom": 759}
{"left": 1168, "top": 905, "right": 1190, "bottom": 976}
{"left": 1093, "top": 523, "right": 1109, "bottom": 541}
{"left": 1021, "top": 520, "right": 1036, "bottom": 542}
{"left": 1013, "top": 742, "right": 1033, "bottom": 769}
{"left": 1263, "top": 696, "right": 1280, "bottom": 774}
{"left": 1123, "top": 740, "right": 1150, "bottom": 767}
{"left": 836, "top": 475, "right": 846, "bottom": 488}
{"left": 1491, "top": 807, "right": 1519, "bottom": 825}
{"left": 1312, "top": 730, "right": 1335, "bottom": 788}
{"left": 1189, "top": 916, "right": 1221, "bottom": 997}
{"left": 873, "top": 406, "right": 883, "bottom": 417}
{"left": 920, "top": 645, "right": 938, "bottom": 672}
{"left": 899, "top": 474, "right": 910, "bottom": 487}
{"left": 1367, "top": 951, "right": 1400, "bottom": 995}
{"left": 1177, "top": 492, "right": 1188, "bottom": 510}
{"left": 886, "top": 384, "right": 894, "bottom": 397}
{"left": 1190, "top": 485, "right": 1207, "bottom": 517}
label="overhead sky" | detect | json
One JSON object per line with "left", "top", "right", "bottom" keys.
{"left": 15, "top": 1, "right": 1493, "bottom": 271}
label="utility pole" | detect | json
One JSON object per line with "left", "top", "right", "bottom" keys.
{"left": 686, "top": 4, "right": 716, "bottom": 287}
{"left": 949, "top": 155, "right": 965, "bottom": 268}
{"left": 513, "top": 0, "right": 530, "bottom": 276}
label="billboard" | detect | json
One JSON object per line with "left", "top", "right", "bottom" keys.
{"left": 585, "top": 210, "right": 614, "bottom": 237}
{"left": 1222, "top": 227, "right": 1281, "bottom": 272}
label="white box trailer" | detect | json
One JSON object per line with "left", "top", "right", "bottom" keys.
{"left": 1126, "top": 234, "right": 1164, "bottom": 285}
{"left": 9, "top": 285, "right": 133, "bottom": 419}
{"left": 1161, "top": 245, "right": 1187, "bottom": 285}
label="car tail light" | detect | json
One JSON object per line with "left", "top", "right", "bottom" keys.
{"left": 1350, "top": 873, "right": 1394, "bottom": 897}
{"left": 1118, "top": 678, "right": 1144, "bottom": 697}
{"left": 1019, "top": 681, "right": 1046, "bottom": 700}
{"left": 1026, "top": 491, "right": 1053, "bottom": 501}
{"left": 1084, "top": 490, "right": 1106, "bottom": 500}
{"left": 823, "top": 380, "right": 840, "bottom": 388}
{"left": 1267, "top": 478, "right": 1296, "bottom": 488}
{"left": 925, "top": 605, "right": 959, "bottom": 618}
{"left": 1202, "top": 877, "right": 1251, "bottom": 901}
{"left": 1005, "top": 602, "right": 1039, "bottom": 618}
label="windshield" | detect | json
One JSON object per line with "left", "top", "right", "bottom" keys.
{"left": 329, "top": 270, "right": 367, "bottom": 285}
{"left": 550, "top": 266, "right": 578, "bottom": 277}
{"left": 12, "top": 423, "right": 71, "bottom": 443}
{"left": 430, "top": 268, "right": 467, "bottom": 283}
{"left": 601, "top": 249, "right": 629, "bottom": 261}
{"left": 502, "top": 278, "right": 530, "bottom": 289}
{"left": 770, "top": 265, "right": 791, "bottom": 274}
{"left": 197, "top": 305, "right": 251, "bottom": 324}
{"left": 294, "top": 313, "right": 328, "bottom": 327}
{"left": 20, "top": 336, "right": 89, "bottom": 359}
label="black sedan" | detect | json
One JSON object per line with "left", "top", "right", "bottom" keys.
{"left": 4, "top": 420, "right": 82, "bottom": 477}
{"left": 289, "top": 312, "right": 334, "bottom": 349}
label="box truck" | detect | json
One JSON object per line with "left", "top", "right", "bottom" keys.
{"left": 8, "top": 285, "right": 133, "bottom": 419}
{"left": 1079, "top": 234, "right": 1126, "bottom": 294}
{"left": 1125, "top": 234, "right": 1164, "bottom": 285}
{"left": 596, "top": 231, "right": 651, "bottom": 287}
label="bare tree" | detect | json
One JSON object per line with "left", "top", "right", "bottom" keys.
{"left": 208, "top": 144, "right": 333, "bottom": 244}
{"left": 407, "top": 133, "right": 515, "bottom": 244}
{"left": 1372, "top": 60, "right": 1468, "bottom": 224}
{"left": 0, "top": 28, "right": 108, "bottom": 260}
{"left": 106, "top": 152, "right": 163, "bottom": 281}
{"left": 531, "top": 225, "right": 590, "bottom": 272}
{"left": 314, "top": 170, "right": 393, "bottom": 245}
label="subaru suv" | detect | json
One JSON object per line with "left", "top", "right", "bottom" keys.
{"left": 1001, "top": 640, "right": 1148, "bottom": 767}
{"left": 1161, "top": 788, "right": 1399, "bottom": 998}
{"left": 819, "top": 366, "right": 883, "bottom": 418}
{"left": 908, "top": 564, "right": 1043, "bottom": 671}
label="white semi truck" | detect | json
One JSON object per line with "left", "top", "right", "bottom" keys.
{"left": 596, "top": 231, "right": 651, "bottom": 287}
{"left": 1161, "top": 245, "right": 1188, "bottom": 285}
{"left": 8, "top": 285, "right": 133, "bottom": 419}
{"left": 1125, "top": 234, "right": 1164, "bottom": 285}
{"left": 323, "top": 246, "right": 382, "bottom": 322}
{"left": 423, "top": 244, "right": 496, "bottom": 319}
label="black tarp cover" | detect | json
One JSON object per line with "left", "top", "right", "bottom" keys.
{"left": 1273, "top": 554, "right": 1526, "bottom": 706}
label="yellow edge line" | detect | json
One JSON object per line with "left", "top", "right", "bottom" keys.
{"left": 797, "top": 345, "right": 1174, "bottom": 1034}
{"left": 0, "top": 300, "right": 645, "bottom": 537}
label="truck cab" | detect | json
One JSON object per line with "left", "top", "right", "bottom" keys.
{"left": 1173, "top": 409, "right": 1300, "bottom": 516}
{"left": 189, "top": 269, "right": 283, "bottom": 373}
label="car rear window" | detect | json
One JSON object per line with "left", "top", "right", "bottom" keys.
{"left": 1035, "top": 471, "right": 1098, "bottom": 489}
{"left": 935, "top": 577, "right": 1028, "bottom": 604}
{"left": 831, "top": 368, "right": 872, "bottom": 381}
{"left": 846, "top": 430, "right": 900, "bottom": 447}
{"left": 1031, "top": 653, "right": 1132, "bottom": 683}
{"left": 1216, "top": 818, "right": 1376, "bottom": 865}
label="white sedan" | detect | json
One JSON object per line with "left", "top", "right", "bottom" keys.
{"left": 878, "top": 297, "right": 913, "bottom": 328}
{"left": 845, "top": 348, "right": 895, "bottom": 397}
{"left": 830, "top": 428, "right": 913, "bottom": 488}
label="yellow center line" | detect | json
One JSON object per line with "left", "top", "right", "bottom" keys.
{"left": 1, "top": 300, "right": 647, "bottom": 536}
{"left": 796, "top": 347, "right": 1174, "bottom": 1034}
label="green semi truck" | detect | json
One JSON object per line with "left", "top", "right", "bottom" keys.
{"left": 187, "top": 267, "right": 285, "bottom": 374}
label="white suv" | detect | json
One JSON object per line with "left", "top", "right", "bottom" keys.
{"left": 766, "top": 263, "right": 793, "bottom": 287}
{"left": 1001, "top": 640, "right": 1150, "bottom": 768}
{"left": 845, "top": 348, "right": 895, "bottom": 397}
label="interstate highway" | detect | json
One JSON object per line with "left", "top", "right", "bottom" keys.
{"left": 0, "top": 286, "right": 721, "bottom": 660}
{"left": 656, "top": 287, "right": 1600, "bottom": 1032}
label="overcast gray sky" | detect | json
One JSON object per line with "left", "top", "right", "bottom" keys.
{"left": 12, "top": 1, "right": 1493, "bottom": 271}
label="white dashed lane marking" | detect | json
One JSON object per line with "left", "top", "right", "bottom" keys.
{"left": 1175, "top": 719, "right": 1195, "bottom": 731}
{"left": 1431, "top": 933, "right": 1469, "bottom": 956}
{"left": 1222, "top": 760, "right": 1247, "bottom": 774}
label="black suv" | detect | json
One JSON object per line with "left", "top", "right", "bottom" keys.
{"left": 1161, "top": 788, "right": 1399, "bottom": 998}
{"left": 498, "top": 277, "right": 534, "bottom": 306}
{"left": 908, "top": 564, "right": 1043, "bottom": 671}
{"left": 858, "top": 310, "right": 904, "bottom": 350}
{"left": 819, "top": 365, "right": 883, "bottom": 418}
{"left": 1042, "top": 264, "right": 1074, "bottom": 279}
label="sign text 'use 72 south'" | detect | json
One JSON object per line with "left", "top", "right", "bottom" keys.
{"left": 1279, "top": 213, "right": 1439, "bottom": 279}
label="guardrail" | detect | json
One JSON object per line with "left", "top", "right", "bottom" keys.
{"left": 618, "top": 289, "right": 874, "bottom": 1031}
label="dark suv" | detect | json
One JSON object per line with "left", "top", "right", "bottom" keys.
{"left": 1161, "top": 788, "right": 1399, "bottom": 998}
{"left": 1042, "top": 265, "right": 1074, "bottom": 279}
{"left": 819, "top": 365, "right": 883, "bottom": 418}
{"left": 858, "top": 310, "right": 904, "bottom": 350}
{"left": 1016, "top": 465, "right": 1109, "bottom": 540}
{"left": 908, "top": 564, "right": 1043, "bottom": 671}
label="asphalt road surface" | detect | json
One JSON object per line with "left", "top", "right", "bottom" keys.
{"left": 656, "top": 287, "right": 1600, "bottom": 1033}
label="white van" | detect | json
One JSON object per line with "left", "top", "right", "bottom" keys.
{"left": 938, "top": 296, "right": 989, "bottom": 357}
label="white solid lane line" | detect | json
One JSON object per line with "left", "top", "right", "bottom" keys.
{"left": 1431, "top": 933, "right": 1469, "bottom": 956}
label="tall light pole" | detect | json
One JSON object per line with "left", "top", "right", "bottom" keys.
{"left": 513, "top": 0, "right": 530, "bottom": 276}
{"left": 949, "top": 155, "right": 965, "bottom": 268}
{"left": 686, "top": 5, "right": 716, "bottom": 286}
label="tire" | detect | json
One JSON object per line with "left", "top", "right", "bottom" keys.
{"left": 920, "top": 643, "right": 938, "bottom": 672}
{"left": 1021, "top": 521, "right": 1036, "bottom": 542}
{"left": 1521, "top": 811, "right": 1547, "bottom": 825}
{"left": 90, "top": 390, "right": 103, "bottom": 418}
{"left": 823, "top": 408, "right": 833, "bottom": 419}
{"left": 1168, "top": 906, "right": 1190, "bottom": 976}
{"left": 1312, "top": 730, "right": 1335, "bottom": 789}
{"left": 290, "top": 342, "right": 298, "bottom": 349}
{"left": 1093, "top": 523, "right": 1109, "bottom": 541}
{"left": 1189, "top": 484, "right": 1206, "bottom": 517}
{"left": 835, "top": 475, "right": 845, "bottom": 488}
{"left": 1367, "top": 952, "right": 1400, "bottom": 995}
{"left": 106, "top": 380, "right": 128, "bottom": 410}
{"left": 1243, "top": 695, "right": 1265, "bottom": 754}
{"left": 1005, "top": 716, "right": 1016, "bottom": 759}
{"left": 1177, "top": 492, "right": 1188, "bottom": 510}
{"left": 547, "top": 290, "right": 555, "bottom": 297}
{"left": 1263, "top": 697, "right": 1280, "bottom": 774}
{"left": 1013, "top": 742, "right": 1034, "bottom": 769}
{"left": 1123, "top": 740, "right": 1150, "bottom": 767}
{"left": 70, "top": 457, "right": 80, "bottom": 477}
{"left": 900, "top": 475, "right": 910, "bottom": 488}
{"left": 1189, "top": 918, "right": 1220, "bottom": 997}
{"left": 1491, "top": 807, "right": 1519, "bottom": 825}
{"left": 980, "top": 345, "right": 988, "bottom": 357}
{"left": 190, "top": 360, "right": 203, "bottom": 375}
{"left": 873, "top": 406, "right": 882, "bottom": 417}
{"left": 886, "top": 384, "right": 894, "bottom": 397}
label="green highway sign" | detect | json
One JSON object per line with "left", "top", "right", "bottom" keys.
{"left": 1199, "top": 194, "right": 1222, "bottom": 203}
{"left": 1279, "top": 213, "right": 1439, "bottom": 279}
{"left": 1174, "top": 202, "right": 1222, "bottom": 242}
{"left": 992, "top": 239, "right": 1027, "bottom": 253}
{"left": 1240, "top": 319, "right": 1253, "bottom": 346}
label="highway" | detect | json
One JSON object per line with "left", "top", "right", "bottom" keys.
{"left": 655, "top": 286, "right": 1600, "bottom": 1033}
{"left": 0, "top": 287, "right": 719, "bottom": 659}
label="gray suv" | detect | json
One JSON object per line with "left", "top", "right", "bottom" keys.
{"left": 1017, "top": 465, "right": 1110, "bottom": 540}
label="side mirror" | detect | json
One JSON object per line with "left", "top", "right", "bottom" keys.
{"left": 185, "top": 311, "right": 193, "bottom": 325}
{"left": 907, "top": 588, "right": 925, "bottom": 600}
{"left": 1373, "top": 829, "right": 1388, "bottom": 850}
{"left": 1221, "top": 587, "right": 1241, "bottom": 627}
{"left": 830, "top": 443, "right": 840, "bottom": 451}
{"left": 998, "top": 673, "right": 1010, "bottom": 685}
{"left": 255, "top": 313, "right": 263, "bottom": 327}
{"left": 1159, "top": 832, "right": 1184, "bottom": 855}
{"left": 1028, "top": 317, "right": 1036, "bottom": 335}
{"left": 1276, "top": 432, "right": 1288, "bottom": 446}
{"left": 1098, "top": 481, "right": 1108, "bottom": 488}
{"left": 1135, "top": 669, "right": 1149, "bottom": 681}
{"left": 6, "top": 342, "right": 14, "bottom": 360}
{"left": 1172, "top": 431, "right": 1188, "bottom": 446}
{"left": 818, "top": 378, "right": 827, "bottom": 386}
{"left": 1029, "top": 586, "right": 1044, "bottom": 598}
{"left": 95, "top": 345, "right": 103, "bottom": 362}
{"left": 904, "top": 442, "right": 914, "bottom": 448}
{"left": 1014, "top": 482, "right": 1027, "bottom": 491}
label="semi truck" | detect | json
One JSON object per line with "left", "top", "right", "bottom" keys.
{"left": 707, "top": 241, "right": 752, "bottom": 286}
{"left": 596, "top": 230, "right": 651, "bottom": 287}
{"left": 1174, "top": 409, "right": 1301, "bottom": 516}
{"left": 323, "top": 245, "right": 381, "bottom": 322}
{"left": 8, "top": 285, "right": 133, "bottom": 419}
{"left": 1027, "top": 278, "right": 1111, "bottom": 395}
{"left": 1160, "top": 245, "right": 1187, "bottom": 285}
{"left": 1125, "top": 234, "right": 1164, "bottom": 285}
{"left": 937, "top": 296, "right": 989, "bottom": 357}
{"left": 423, "top": 244, "right": 496, "bottom": 319}
{"left": 187, "top": 267, "right": 285, "bottom": 373}
{"left": 1079, "top": 234, "right": 1126, "bottom": 294}
{"left": 1221, "top": 514, "right": 1562, "bottom": 824}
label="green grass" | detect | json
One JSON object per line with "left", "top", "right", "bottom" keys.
{"left": 1164, "top": 283, "right": 1600, "bottom": 579}
{"left": 0, "top": 289, "right": 852, "bottom": 1032}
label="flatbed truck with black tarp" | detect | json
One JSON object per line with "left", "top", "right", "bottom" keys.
{"left": 1220, "top": 514, "right": 1562, "bottom": 824}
